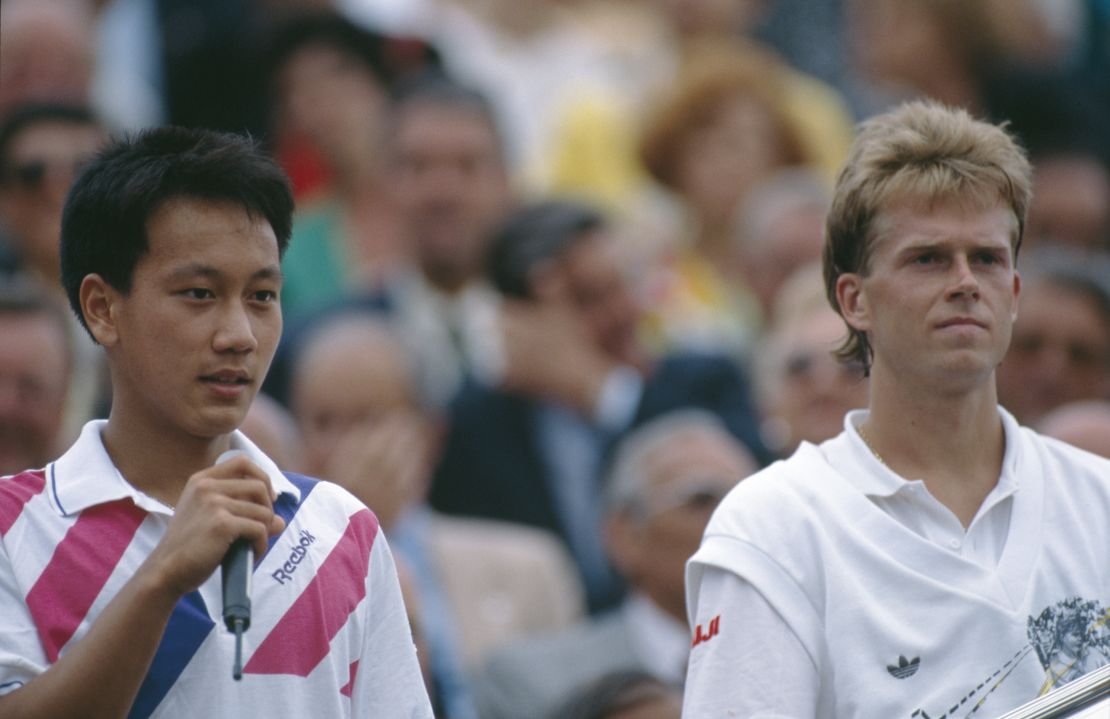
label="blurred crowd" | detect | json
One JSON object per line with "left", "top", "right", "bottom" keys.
{"left": 1, "top": 0, "right": 1109, "bottom": 716}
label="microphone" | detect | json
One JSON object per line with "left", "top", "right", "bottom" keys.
{"left": 216, "top": 449, "right": 251, "bottom": 681}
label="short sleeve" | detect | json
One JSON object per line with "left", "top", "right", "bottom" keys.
{"left": 683, "top": 566, "right": 821, "bottom": 718}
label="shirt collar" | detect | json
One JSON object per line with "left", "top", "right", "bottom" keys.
{"left": 49, "top": 420, "right": 300, "bottom": 517}
{"left": 829, "top": 407, "right": 1023, "bottom": 500}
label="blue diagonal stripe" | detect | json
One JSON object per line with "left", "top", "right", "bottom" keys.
{"left": 261, "top": 473, "right": 318, "bottom": 559}
{"left": 127, "top": 590, "right": 214, "bottom": 719}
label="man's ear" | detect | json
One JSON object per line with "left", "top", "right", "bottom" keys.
{"left": 1011, "top": 270, "right": 1021, "bottom": 322}
{"left": 79, "top": 274, "right": 121, "bottom": 347}
{"left": 835, "top": 273, "right": 870, "bottom": 332}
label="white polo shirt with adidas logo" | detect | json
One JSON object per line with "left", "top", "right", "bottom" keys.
{"left": 685, "top": 407, "right": 1110, "bottom": 719}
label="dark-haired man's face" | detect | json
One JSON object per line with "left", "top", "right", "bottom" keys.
{"left": 389, "top": 103, "right": 509, "bottom": 292}
{"left": 91, "top": 198, "right": 283, "bottom": 440}
{"left": 0, "top": 120, "right": 104, "bottom": 281}
{"left": 553, "top": 231, "right": 642, "bottom": 365}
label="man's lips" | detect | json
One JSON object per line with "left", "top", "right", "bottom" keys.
{"left": 198, "top": 370, "right": 251, "bottom": 385}
{"left": 936, "top": 317, "right": 987, "bottom": 330}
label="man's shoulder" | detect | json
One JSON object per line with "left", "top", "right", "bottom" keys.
{"left": 702, "top": 442, "right": 849, "bottom": 547}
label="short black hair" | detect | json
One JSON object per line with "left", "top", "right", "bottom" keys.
{"left": 60, "top": 126, "right": 294, "bottom": 335}
{"left": 0, "top": 103, "right": 98, "bottom": 184}
{"left": 487, "top": 198, "right": 606, "bottom": 298}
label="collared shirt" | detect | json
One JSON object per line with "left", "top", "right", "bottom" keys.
{"left": 828, "top": 409, "right": 1019, "bottom": 570}
{"left": 0, "top": 421, "right": 432, "bottom": 718}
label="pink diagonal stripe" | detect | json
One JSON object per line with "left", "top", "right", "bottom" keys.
{"left": 26, "top": 499, "right": 147, "bottom": 662}
{"left": 0, "top": 471, "right": 47, "bottom": 537}
{"left": 339, "top": 660, "right": 359, "bottom": 698}
{"left": 244, "top": 509, "right": 378, "bottom": 677}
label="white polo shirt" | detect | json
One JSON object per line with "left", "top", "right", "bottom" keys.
{"left": 0, "top": 421, "right": 432, "bottom": 718}
{"left": 684, "top": 407, "right": 1110, "bottom": 718}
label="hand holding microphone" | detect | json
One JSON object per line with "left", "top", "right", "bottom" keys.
{"left": 215, "top": 450, "right": 252, "bottom": 681}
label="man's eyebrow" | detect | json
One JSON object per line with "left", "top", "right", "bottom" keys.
{"left": 165, "top": 263, "right": 283, "bottom": 282}
{"left": 253, "top": 264, "right": 283, "bottom": 282}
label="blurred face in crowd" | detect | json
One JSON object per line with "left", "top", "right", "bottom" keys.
{"left": 760, "top": 306, "right": 869, "bottom": 455}
{"left": 997, "top": 280, "right": 1110, "bottom": 424}
{"left": 1026, "top": 156, "right": 1110, "bottom": 254}
{"left": 608, "top": 426, "right": 754, "bottom": 620}
{"left": 541, "top": 230, "right": 643, "bottom": 366}
{"left": 0, "top": 309, "right": 70, "bottom": 473}
{"left": 0, "top": 119, "right": 104, "bottom": 279}
{"left": 738, "top": 202, "right": 827, "bottom": 317}
{"left": 674, "top": 92, "right": 789, "bottom": 229}
{"left": 388, "top": 101, "right": 510, "bottom": 292}
{"left": 276, "top": 42, "right": 388, "bottom": 174}
{"left": 294, "top": 326, "right": 418, "bottom": 472}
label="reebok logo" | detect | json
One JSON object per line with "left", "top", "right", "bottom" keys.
{"left": 270, "top": 529, "right": 317, "bottom": 585}
{"left": 887, "top": 655, "right": 921, "bottom": 679}
{"left": 691, "top": 615, "right": 721, "bottom": 648}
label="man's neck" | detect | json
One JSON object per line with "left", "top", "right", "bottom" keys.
{"left": 863, "top": 369, "right": 1006, "bottom": 528}
{"left": 101, "top": 412, "right": 232, "bottom": 509}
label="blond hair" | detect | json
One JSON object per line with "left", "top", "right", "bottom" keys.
{"left": 823, "top": 100, "right": 1032, "bottom": 371}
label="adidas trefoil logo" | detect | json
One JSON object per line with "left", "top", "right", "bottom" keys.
{"left": 887, "top": 655, "right": 921, "bottom": 679}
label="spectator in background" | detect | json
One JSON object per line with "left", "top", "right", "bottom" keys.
{"left": 377, "top": 77, "right": 514, "bottom": 408}
{"left": 262, "top": 77, "right": 511, "bottom": 410}
{"left": 0, "top": 1, "right": 94, "bottom": 119}
{"left": 267, "top": 12, "right": 407, "bottom": 320}
{"left": 753, "top": 263, "right": 869, "bottom": 457}
{"left": 996, "top": 248, "right": 1110, "bottom": 425}
{"left": 474, "top": 410, "right": 754, "bottom": 719}
{"left": 729, "top": 167, "right": 831, "bottom": 325}
{"left": 635, "top": 44, "right": 825, "bottom": 360}
{"left": 290, "top": 311, "right": 585, "bottom": 719}
{"left": 0, "top": 103, "right": 109, "bottom": 442}
{"left": 429, "top": 198, "right": 769, "bottom": 612}
{"left": 0, "top": 104, "right": 106, "bottom": 290}
{"left": 0, "top": 276, "right": 72, "bottom": 475}
{"left": 1037, "top": 400, "right": 1110, "bottom": 459}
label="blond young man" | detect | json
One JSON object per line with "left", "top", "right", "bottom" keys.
{"left": 683, "top": 101, "right": 1110, "bottom": 718}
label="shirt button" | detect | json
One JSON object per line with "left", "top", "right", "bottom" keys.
{"left": 949, "top": 539, "right": 962, "bottom": 549}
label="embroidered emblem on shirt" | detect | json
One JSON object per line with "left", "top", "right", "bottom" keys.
{"left": 691, "top": 615, "right": 720, "bottom": 648}
{"left": 887, "top": 655, "right": 921, "bottom": 679}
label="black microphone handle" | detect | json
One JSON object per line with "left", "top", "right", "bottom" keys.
{"left": 221, "top": 538, "right": 253, "bottom": 633}
{"left": 214, "top": 449, "right": 252, "bottom": 680}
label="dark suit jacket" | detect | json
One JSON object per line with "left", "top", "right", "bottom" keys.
{"left": 427, "top": 352, "right": 769, "bottom": 609}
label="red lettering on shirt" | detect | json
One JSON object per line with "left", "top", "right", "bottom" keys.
{"left": 691, "top": 614, "right": 721, "bottom": 648}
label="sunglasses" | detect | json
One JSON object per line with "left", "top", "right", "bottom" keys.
{"left": 3, "top": 158, "right": 91, "bottom": 191}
